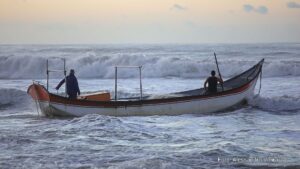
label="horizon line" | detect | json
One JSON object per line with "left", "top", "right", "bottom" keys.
{"left": 0, "top": 42, "right": 299, "bottom": 46}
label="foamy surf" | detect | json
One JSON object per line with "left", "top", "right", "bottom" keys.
{"left": 0, "top": 44, "right": 300, "bottom": 79}
{"left": 249, "top": 95, "right": 300, "bottom": 112}
{"left": 0, "top": 88, "right": 30, "bottom": 107}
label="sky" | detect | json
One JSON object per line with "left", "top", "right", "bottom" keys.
{"left": 0, "top": 0, "right": 300, "bottom": 44}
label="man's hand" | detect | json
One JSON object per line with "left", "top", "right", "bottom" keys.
{"left": 218, "top": 77, "right": 223, "bottom": 84}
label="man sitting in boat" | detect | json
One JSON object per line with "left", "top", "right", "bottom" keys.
{"left": 204, "top": 70, "right": 223, "bottom": 93}
{"left": 55, "top": 69, "right": 80, "bottom": 99}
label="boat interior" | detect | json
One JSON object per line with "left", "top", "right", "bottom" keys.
{"left": 47, "top": 58, "right": 263, "bottom": 102}
{"left": 119, "top": 59, "right": 263, "bottom": 101}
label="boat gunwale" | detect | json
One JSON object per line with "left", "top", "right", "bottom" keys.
{"left": 39, "top": 82, "right": 253, "bottom": 109}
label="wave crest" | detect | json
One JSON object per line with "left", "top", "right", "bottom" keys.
{"left": 249, "top": 95, "right": 300, "bottom": 112}
{"left": 1, "top": 54, "right": 299, "bottom": 79}
{"left": 0, "top": 88, "right": 30, "bottom": 107}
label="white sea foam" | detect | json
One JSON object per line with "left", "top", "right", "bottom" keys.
{"left": 0, "top": 88, "right": 30, "bottom": 107}
{"left": 0, "top": 53, "right": 299, "bottom": 79}
{"left": 249, "top": 95, "right": 300, "bottom": 112}
{"left": 0, "top": 44, "right": 299, "bottom": 79}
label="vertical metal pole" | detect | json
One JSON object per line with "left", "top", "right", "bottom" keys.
{"left": 63, "top": 58, "right": 67, "bottom": 97}
{"left": 46, "top": 59, "right": 49, "bottom": 90}
{"left": 115, "top": 67, "right": 117, "bottom": 101}
{"left": 139, "top": 66, "right": 143, "bottom": 100}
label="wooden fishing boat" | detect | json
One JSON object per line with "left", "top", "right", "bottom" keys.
{"left": 27, "top": 59, "right": 264, "bottom": 117}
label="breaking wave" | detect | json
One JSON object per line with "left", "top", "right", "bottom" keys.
{"left": 249, "top": 95, "right": 300, "bottom": 112}
{"left": 0, "top": 54, "right": 299, "bottom": 79}
{"left": 0, "top": 88, "right": 30, "bottom": 108}
{"left": 0, "top": 44, "right": 300, "bottom": 79}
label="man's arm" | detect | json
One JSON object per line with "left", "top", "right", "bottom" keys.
{"left": 204, "top": 79, "right": 208, "bottom": 91}
{"left": 75, "top": 78, "right": 80, "bottom": 95}
{"left": 217, "top": 77, "right": 224, "bottom": 91}
{"left": 55, "top": 79, "right": 65, "bottom": 90}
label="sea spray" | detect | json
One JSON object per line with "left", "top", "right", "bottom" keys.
{"left": 0, "top": 88, "right": 29, "bottom": 106}
{"left": 1, "top": 54, "right": 300, "bottom": 79}
{"left": 249, "top": 95, "right": 300, "bottom": 112}
{"left": 1, "top": 44, "right": 300, "bottom": 79}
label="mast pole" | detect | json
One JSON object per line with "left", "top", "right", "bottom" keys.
{"left": 214, "top": 53, "right": 224, "bottom": 91}
{"left": 63, "top": 58, "right": 67, "bottom": 97}
{"left": 46, "top": 59, "right": 49, "bottom": 90}
{"left": 115, "top": 67, "right": 117, "bottom": 101}
{"left": 139, "top": 66, "right": 143, "bottom": 100}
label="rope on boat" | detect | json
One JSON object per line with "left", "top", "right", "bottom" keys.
{"left": 32, "top": 82, "right": 40, "bottom": 117}
{"left": 254, "top": 65, "right": 263, "bottom": 99}
{"left": 34, "top": 99, "right": 40, "bottom": 117}
{"left": 258, "top": 66, "right": 262, "bottom": 95}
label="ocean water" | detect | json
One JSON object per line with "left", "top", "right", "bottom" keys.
{"left": 0, "top": 44, "right": 300, "bottom": 169}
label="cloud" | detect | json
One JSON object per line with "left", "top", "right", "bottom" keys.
{"left": 243, "top": 4, "right": 268, "bottom": 14}
{"left": 244, "top": 4, "right": 254, "bottom": 12}
{"left": 256, "top": 6, "right": 268, "bottom": 14}
{"left": 185, "top": 21, "right": 198, "bottom": 28}
{"left": 171, "top": 4, "right": 187, "bottom": 11}
{"left": 287, "top": 2, "right": 300, "bottom": 8}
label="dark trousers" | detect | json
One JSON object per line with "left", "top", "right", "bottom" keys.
{"left": 68, "top": 93, "right": 77, "bottom": 99}
{"left": 205, "top": 90, "right": 217, "bottom": 95}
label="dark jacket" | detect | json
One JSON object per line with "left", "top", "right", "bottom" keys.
{"left": 56, "top": 74, "right": 80, "bottom": 98}
{"left": 207, "top": 76, "right": 218, "bottom": 93}
{"left": 204, "top": 76, "right": 223, "bottom": 93}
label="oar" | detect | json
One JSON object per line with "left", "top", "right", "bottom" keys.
{"left": 214, "top": 52, "right": 224, "bottom": 91}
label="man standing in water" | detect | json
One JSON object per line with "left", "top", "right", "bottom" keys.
{"left": 204, "top": 70, "right": 223, "bottom": 93}
{"left": 56, "top": 69, "right": 80, "bottom": 99}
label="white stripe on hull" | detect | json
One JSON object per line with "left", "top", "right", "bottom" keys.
{"left": 38, "top": 78, "right": 258, "bottom": 117}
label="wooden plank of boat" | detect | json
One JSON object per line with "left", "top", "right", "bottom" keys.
{"left": 78, "top": 92, "right": 111, "bottom": 101}
{"left": 27, "top": 59, "right": 264, "bottom": 117}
